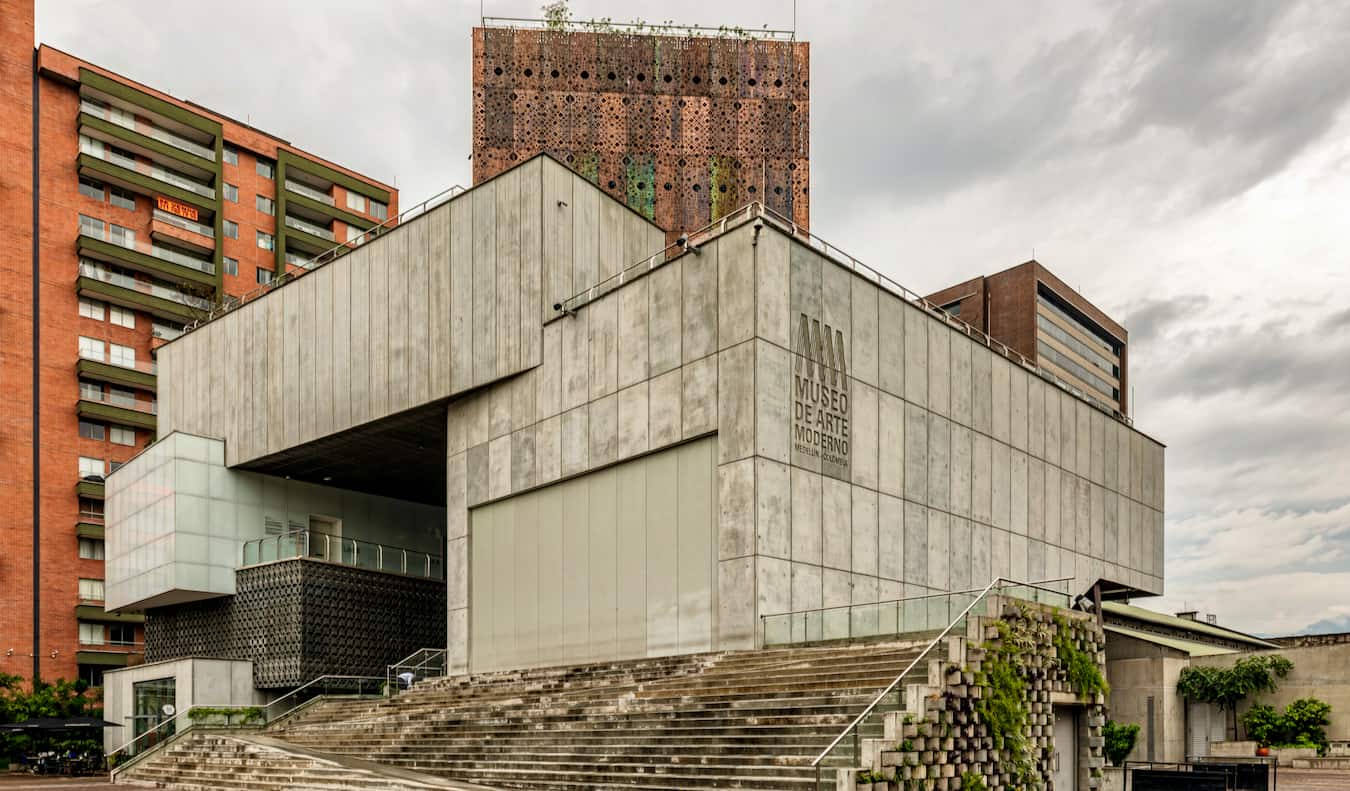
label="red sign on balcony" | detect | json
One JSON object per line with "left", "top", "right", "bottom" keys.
{"left": 156, "top": 196, "right": 199, "bottom": 222}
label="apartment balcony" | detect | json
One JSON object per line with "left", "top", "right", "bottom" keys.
{"left": 150, "top": 207, "right": 215, "bottom": 255}
{"left": 77, "top": 476, "right": 105, "bottom": 500}
{"left": 77, "top": 259, "right": 210, "bottom": 324}
{"left": 78, "top": 98, "right": 216, "bottom": 174}
{"left": 75, "top": 604, "right": 144, "bottom": 625}
{"left": 284, "top": 177, "right": 376, "bottom": 232}
{"left": 77, "top": 144, "right": 215, "bottom": 213}
{"left": 76, "top": 520, "right": 105, "bottom": 541}
{"left": 283, "top": 213, "right": 336, "bottom": 254}
{"left": 77, "top": 388, "right": 157, "bottom": 431}
{"left": 75, "top": 639, "right": 144, "bottom": 669}
{"left": 78, "top": 229, "right": 214, "bottom": 289}
{"left": 77, "top": 346, "right": 156, "bottom": 392}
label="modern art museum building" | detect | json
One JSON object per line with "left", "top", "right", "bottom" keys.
{"left": 102, "top": 154, "right": 1165, "bottom": 724}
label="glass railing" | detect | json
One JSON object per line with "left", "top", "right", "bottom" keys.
{"left": 285, "top": 179, "right": 335, "bottom": 206}
{"left": 78, "top": 346, "right": 157, "bottom": 375}
{"left": 284, "top": 215, "right": 335, "bottom": 241}
{"left": 153, "top": 208, "right": 215, "bottom": 239}
{"left": 80, "top": 389, "right": 157, "bottom": 414}
{"left": 806, "top": 578, "right": 1074, "bottom": 789}
{"left": 764, "top": 581, "right": 1070, "bottom": 647}
{"left": 284, "top": 252, "right": 310, "bottom": 268}
{"left": 152, "top": 323, "right": 184, "bottom": 342}
{"left": 80, "top": 222, "right": 215, "bottom": 275}
{"left": 79, "top": 259, "right": 211, "bottom": 310}
{"left": 81, "top": 135, "right": 214, "bottom": 199}
{"left": 240, "top": 529, "right": 443, "bottom": 580}
{"left": 81, "top": 99, "right": 216, "bottom": 161}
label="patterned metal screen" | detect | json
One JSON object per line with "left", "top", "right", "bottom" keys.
{"left": 473, "top": 26, "right": 810, "bottom": 235}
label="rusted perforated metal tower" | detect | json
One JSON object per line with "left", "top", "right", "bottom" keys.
{"left": 473, "top": 21, "right": 809, "bottom": 237}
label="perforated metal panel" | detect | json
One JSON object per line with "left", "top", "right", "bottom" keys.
{"left": 144, "top": 560, "right": 446, "bottom": 689}
{"left": 472, "top": 27, "right": 810, "bottom": 235}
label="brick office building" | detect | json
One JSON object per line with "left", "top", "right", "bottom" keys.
{"left": 926, "top": 261, "right": 1129, "bottom": 416}
{"left": 0, "top": 0, "right": 396, "bottom": 686}
{"left": 472, "top": 20, "right": 809, "bottom": 238}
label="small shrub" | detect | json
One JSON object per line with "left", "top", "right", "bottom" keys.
{"left": 1102, "top": 720, "right": 1140, "bottom": 766}
{"left": 898, "top": 738, "right": 914, "bottom": 751}
{"left": 1278, "top": 698, "right": 1332, "bottom": 752}
{"left": 1240, "top": 703, "right": 1281, "bottom": 746}
{"left": 960, "top": 771, "right": 989, "bottom": 790}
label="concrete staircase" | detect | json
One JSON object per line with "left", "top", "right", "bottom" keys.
{"left": 114, "top": 730, "right": 493, "bottom": 790}
{"left": 269, "top": 640, "right": 930, "bottom": 790}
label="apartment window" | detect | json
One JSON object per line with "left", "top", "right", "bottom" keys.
{"left": 256, "top": 158, "right": 275, "bottom": 179}
{"left": 153, "top": 320, "right": 184, "bottom": 341}
{"left": 109, "top": 624, "right": 135, "bottom": 645}
{"left": 78, "top": 420, "right": 105, "bottom": 441}
{"left": 79, "top": 136, "right": 103, "bottom": 157}
{"left": 111, "top": 426, "right": 136, "bottom": 446}
{"left": 78, "top": 579, "right": 105, "bottom": 601}
{"left": 79, "top": 537, "right": 105, "bottom": 560}
{"left": 109, "top": 223, "right": 135, "bottom": 249}
{"left": 223, "top": 220, "right": 238, "bottom": 239}
{"left": 108, "top": 144, "right": 137, "bottom": 166}
{"left": 223, "top": 183, "right": 239, "bottom": 203}
{"left": 110, "top": 305, "right": 136, "bottom": 329}
{"left": 345, "top": 192, "right": 367, "bottom": 213}
{"left": 79, "top": 622, "right": 104, "bottom": 645}
{"left": 78, "top": 665, "right": 104, "bottom": 688}
{"left": 109, "top": 460, "right": 124, "bottom": 473}
{"left": 223, "top": 256, "right": 239, "bottom": 276}
{"left": 223, "top": 145, "right": 238, "bottom": 166}
{"left": 79, "top": 214, "right": 104, "bottom": 238}
{"left": 78, "top": 176, "right": 105, "bottom": 201}
{"left": 109, "top": 387, "right": 136, "bottom": 408}
{"left": 256, "top": 267, "right": 274, "bottom": 285}
{"left": 256, "top": 231, "right": 274, "bottom": 250}
{"left": 256, "top": 195, "right": 275, "bottom": 215}
{"left": 346, "top": 224, "right": 365, "bottom": 245}
{"left": 79, "top": 297, "right": 105, "bottom": 320}
{"left": 79, "top": 456, "right": 105, "bottom": 479}
{"left": 109, "top": 343, "right": 136, "bottom": 368}
{"left": 78, "top": 336, "right": 105, "bottom": 361}
{"left": 109, "top": 186, "right": 136, "bottom": 211}
{"left": 79, "top": 381, "right": 103, "bottom": 400}
{"left": 370, "top": 199, "right": 388, "bottom": 220}
{"left": 79, "top": 498, "right": 104, "bottom": 520}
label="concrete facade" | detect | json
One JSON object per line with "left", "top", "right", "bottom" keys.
{"left": 126, "top": 155, "right": 1165, "bottom": 679}
{"left": 1105, "top": 633, "right": 1190, "bottom": 763}
{"left": 1192, "top": 644, "right": 1350, "bottom": 747}
{"left": 102, "top": 657, "right": 261, "bottom": 754}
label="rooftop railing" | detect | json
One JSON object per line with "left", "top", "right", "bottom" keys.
{"left": 240, "top": 529, "right": 444, "bottom": 581}
{"left": 481, "top": 15, "right": 797, "bottom": 41}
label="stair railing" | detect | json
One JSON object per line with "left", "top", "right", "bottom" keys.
{"left": 809, "top": 577, "right": 1073, "bottom": 789}
{"left": 263, "top": 674, "right": 386, "bottom": 725}
{"left": 386, "top": 647, "right": 448, "bottom": 693}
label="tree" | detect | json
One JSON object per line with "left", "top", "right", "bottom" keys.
{"left": 541, "top": 1, "right": 570, "bottom": 31}
{"left": 0, "top": 675, "right": 102, "bottom": 764}
{"left": 1102, "top": 720, "right": 1140, "bottom": 766}
{"left": 1177, "top": 655, "right": 1293, "bottom": 740}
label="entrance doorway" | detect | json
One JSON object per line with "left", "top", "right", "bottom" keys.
{"left": 131, "top": 677, "right": 176, "bottom": 748}
{"left": 1053, "top": 706, "right": 1078, "bottom": 791}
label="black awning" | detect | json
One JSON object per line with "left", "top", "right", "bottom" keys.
{"left": 0, "top": 716, "right": 121, "bottom": 732}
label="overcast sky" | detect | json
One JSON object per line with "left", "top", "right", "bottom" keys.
{"left": 38, "top": 0, "right": 1350, "bottom": 636}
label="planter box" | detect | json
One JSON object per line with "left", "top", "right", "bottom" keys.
{"left": 1208, "top": 740, "right": 1257, "bottom": 758}
{"left": 1100, "top": 765, "right": 1124, "bottom": 791}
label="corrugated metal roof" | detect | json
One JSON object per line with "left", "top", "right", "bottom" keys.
{"left": 1102, "top": 602, "right": 1278, "bottom": 648}
{"left": 1104, "top": 624, "right": 1241, "bottom": 657}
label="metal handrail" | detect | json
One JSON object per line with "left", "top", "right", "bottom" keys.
{"left": 263, "top": 674, "right": 384, "bottom": 724}
{"left": 386, "top": 647, "right": 448, "bottom": 691}
{"left": 809, "top": 577, "right": 1073, "bottom": 773}
{"left": 481, "top": 15, "right": 797, "bottom": 40}
{"left": 239, "top": 529, "right": 442, "bottom": 580}
{"left": 107, "top": 702, "right": 256, "bottom": 760}
{"left": 179, "top": 183, "right": 467, "bottom": 334}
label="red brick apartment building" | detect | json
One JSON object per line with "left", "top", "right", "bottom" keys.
{"left": 926, "top": 261, "right": 1129, "bottom": 416}
{"left": 0, "top": 0, "right": 396, "bottom": 686}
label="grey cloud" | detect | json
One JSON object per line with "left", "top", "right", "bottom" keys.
{"left": 1322, "top": 307, "right": 1350, "bottom": 332}
{"left": 1124, "top": 294, "right": 1210, "bottom": 345}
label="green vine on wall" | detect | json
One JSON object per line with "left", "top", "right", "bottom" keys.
{"left": 974, "top": 620, "right": 1038, "bottom": 790}
{"left": 1053, "top": 615, "right": 1109, "bottom": 700}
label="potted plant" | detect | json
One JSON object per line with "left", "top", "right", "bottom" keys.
{"left": 1240, "top": 704, "right": 1280, "bottom": 756}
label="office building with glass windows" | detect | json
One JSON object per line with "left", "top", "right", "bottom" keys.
{"left": 925, "top": 261, "right": 1129, "bottom": 416}
{"left": 0, "top": 0, "right": 396, "bottom": 687}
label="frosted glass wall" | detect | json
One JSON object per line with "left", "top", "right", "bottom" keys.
{"left": 106, "top": 431, "right": 446, "bottom": 612}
